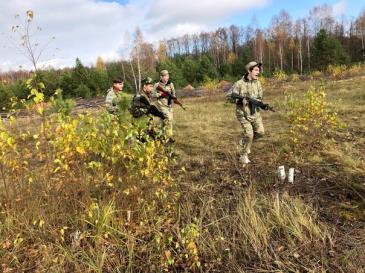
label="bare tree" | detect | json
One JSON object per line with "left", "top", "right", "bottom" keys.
{"left": 309, "top": 4, "right": 335, "bottom": 34}
{"left": 6, "top": 10, "right": 55, "bottom": 71}
{"left": 191, "top": 34, "right": 200, "bottom": 56}
{"left": 355, "top": 10, "right": 365, "bottom": 60}
{"left": 156, "top": 41, "right": 168, "bottom": 62}
{"left": 182, "top": 34, "right": 191, "bottom": 55}
{"left": 295, "top": 19, "right": 304, "bottom": 74}
{"left": 271, "top": 10, "right": 292, "bottom": 71}
{"left": 228, "top": 25, "right": 240, "bottom": 54}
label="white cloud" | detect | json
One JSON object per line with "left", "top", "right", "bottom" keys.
{"left": 146, "top": 0, "right": 269, "bottom": 33}
{"left": 0, "top": 0, "right": 270, "bottom": 71}
{"left": 333, "top": 0, "right": 347, "bottom": 17}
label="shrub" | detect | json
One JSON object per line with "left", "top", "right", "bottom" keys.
{"left": 49, "top": 89, "right": 75, "bottom": 116}
{"left": 347, "top": 63, "right": 365, "bottom": 77}
{"left": 201, "top": 77, "right": 219, "bottom": 92}
{"left": 289, "top": 73, "right": 300, "bottom": 82}
{"left": 285, "top": 85, "right": 343, "bottom": 152}
{"left": 75, "top": 83, "right": 92, "bottom": 99}
{"left": 273, "top": 70, "right": 288, "bottom": 81}
{"left": 326, "top": 64, "right": 347, "bottom": 79}
{"left": 310, "top": 70, "right": 324, "bottom": 80}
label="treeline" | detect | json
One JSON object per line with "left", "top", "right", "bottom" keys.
{"left": 159, "top": 6, "right": 365, "bottom": 73}
{"left": 1, "top": 4, "right": 365, "bottom": 108}
{"left": 0, "top": 58, "right": 132, "bottom": 109}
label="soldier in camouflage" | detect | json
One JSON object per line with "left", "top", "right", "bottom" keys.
{"left": 130, "top": 77, "right": 157, "bottom": 118}
{"left": 105, "top": 78, "right": 130, "bottom": 114}
{"left": 227, "top": 61, "right": 265, "bottom": 164}
{"left": 153, "top": 70, "right": 175, "bottom": 139}
{"left": 130, "top": 77, "right": 165, "bottom": 141}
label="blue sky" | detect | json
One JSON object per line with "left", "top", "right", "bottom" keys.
{"left": 0, "top": 0, "right": 363, "bottom": 71}
{"left": 104, "top": 0, "right": 363, "bottom": 28}
{"left": 227, "top": 0, "right": 361, "bottom": 27}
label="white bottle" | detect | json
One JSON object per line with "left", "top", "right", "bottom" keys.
{"left": 288, "top": 168, "right": 295, "bottom": 184}
{"left": 277, "top": 166, "right": 286, "bottom": 181}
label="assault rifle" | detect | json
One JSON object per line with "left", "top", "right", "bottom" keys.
{"left": 230, "top": 93, "right": 275, "bottom": 114}
{"left": 138, "top": 95, "right": 166, "bottom": 120}
{"left": 156, "top": 85, "right": 186, "bottom": 110}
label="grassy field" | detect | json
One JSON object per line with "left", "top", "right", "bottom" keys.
{"left": 1, "top": 75, "right": 364, "bottom": 272}
{"left": 173, "top": 76, "right": 365, "bottom": 272}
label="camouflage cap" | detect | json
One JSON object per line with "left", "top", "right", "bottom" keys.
{"left": 160, "top": 70, "right": 169, "bottom": 76}
{"left": 245, "top": 61, "right": 262, "bottom": 71}
{"left": 141, "top": 77, "right": 154, "bottom": 85}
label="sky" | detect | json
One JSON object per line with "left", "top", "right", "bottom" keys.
{"left": 0, "top": 0, "right": 363, "bottom": 72}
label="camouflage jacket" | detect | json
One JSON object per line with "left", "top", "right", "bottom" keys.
{"left": 105, "top": 88, "right": 131, "bottom": 113}
{"left": 227, "top": 77, "right": 263, "bottom": 117}
{"left": 132, "top": 91, "right": 152, "bottom": 110}
{"left": 105, "top": 88, "right": 120, "bottom": 113}
{"left": 152, "top": 81, "right": 176, "bottom": 108}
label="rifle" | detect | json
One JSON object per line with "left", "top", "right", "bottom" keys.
{"left": 230, "top": 93, "right": 275, "bottom": 114}
{"left": 138, "top": 95, "right": 166, "bottom": 120}
{"left": 156, "top": 84, "right": 186, "bottom": 111}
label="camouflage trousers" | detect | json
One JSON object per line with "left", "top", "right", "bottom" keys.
{"left": 159, "top": 105, "right": 173, "bottom": 137}
{"left": 236, "top": 110, "right": 265, "bottom": 156}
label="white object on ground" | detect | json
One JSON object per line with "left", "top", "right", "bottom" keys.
{"left": 288, "top": 168, "right": 295, "bottom": 183}
{"left": 239, "top": 155, "right": 251, "bottom": 164}
{"left": 277, "top": 165, "right": 286, "bottom": 181}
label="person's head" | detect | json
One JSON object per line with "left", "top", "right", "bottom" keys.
{"left": 112, "top": 78, "right": 124, "bottom": 92}
{"left": 160, "top": 70, "right": 169, "bottom": 83}
{"left": 245, "top": 61, "right": 262, "bottom": 80}
{"left": 141, "top": 77, "right": 154, "bottom": 94}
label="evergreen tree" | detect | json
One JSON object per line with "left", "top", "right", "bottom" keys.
{"left": 156, "top": 59, "right": 184, "bottom": 87}
{"left": 182, "top": 58, "right": 199, "bottom": 84}
{"left": 311, "top": 29, "right": 350, "bottom": 69}
{"left": 198, "top": 55, "right": 218, "bottom": 81}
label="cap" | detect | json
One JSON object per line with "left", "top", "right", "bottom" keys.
{"left": 141, "top": 77, "right": 154, "bottom": 85}
{"left": 113, "top": 78, "right": 123, "bottom": 84}
{"left": 160, "top": 70, "right": 169, "bottom": 76}
{"left": 245, "top": 61, "right": 262, "bottom": 71}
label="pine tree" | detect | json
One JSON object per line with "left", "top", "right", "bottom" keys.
{"left": 311, "top": 29, "right": 350, "bottom": 69}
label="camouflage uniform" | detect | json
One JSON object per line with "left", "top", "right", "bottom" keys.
{"left": 105, "top": 88, "right": 121, "bottom": 113}
{"left": 228, "top": 75, "right": 265, "bottom": 158}
{"left": 131, "top": 77, "right": 165, "bottom": 141}
{"left": 131, "top": 90, "right": 153, "bottom": 117}
{"left": 153, "top": 78, "right": 175, "bottom": 137}
{"left": 105, "top": 87, "right": 132, "bottom": 114}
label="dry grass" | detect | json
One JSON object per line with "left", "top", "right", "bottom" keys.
{"left": 1, "top": 75, "right": 365, "bottom": 272}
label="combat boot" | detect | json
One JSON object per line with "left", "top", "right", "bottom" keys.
{"left": 239, "top": 154, "right": 251, "bottom": 164}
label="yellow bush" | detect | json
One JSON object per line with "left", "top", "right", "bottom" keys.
{"left": 347, "top": 63, "right": 365, "bottom": 76}
{"left": 201, "top": 78, "right": 219, "bottom": 92}
{"left": 289, "top": 73, "right": 300, "bottom": 82}
{"left": 285, "top": 85, "right": 343, "bottom": 152}
{"left": 310, "top": 70, "right": 324, "bottom": 79}
{"left": 327, "top": 64, "right": 347, "bottom": 79}
{"left": 0, "top": 76, "right": 180, "bottom": 272}
{"left": 259, "top": 75, "right": 267, "bottom": 88}
{"left": 273, "top": 70, "right": 288, "bottom": 81}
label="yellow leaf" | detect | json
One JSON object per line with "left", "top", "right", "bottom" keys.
{"left": 76, "top": 146, "right": 85, "bottom": 155}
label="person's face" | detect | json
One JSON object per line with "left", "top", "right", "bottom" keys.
{"left": 161, "top": 74, "right": 169, "bottom": 83}
{"left": 249, "top": 66, "right": 260, "bottom": 80}
{"left": 113, "top": 82, "right": 124, "bottom": 91}
{"left": 143, "top": 83, "right": 153, "bottom": 93}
